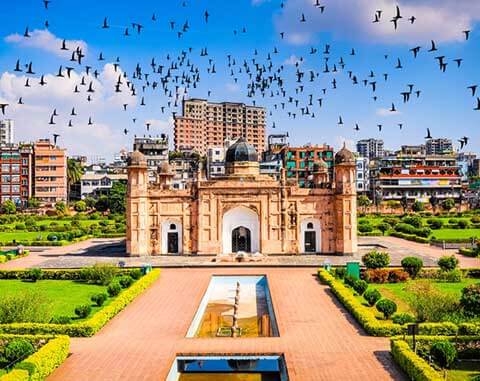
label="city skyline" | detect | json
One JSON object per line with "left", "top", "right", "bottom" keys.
{"left": 0, "top": 0, "right": 479, "bottom": 160}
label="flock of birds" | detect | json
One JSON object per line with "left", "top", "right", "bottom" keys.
{"left": 0, "top": 0, "right": 476, "bottom": 150}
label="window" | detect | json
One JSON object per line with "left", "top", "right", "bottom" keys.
{"left": 1, "top": 164, "right": 9, "bottom": 172}
{"left": 169, "top": 224, "right": 176, "bottom": 230}
{"left": 11, "top": 164, "right": 20, "bottom": 173}
{"left": 307, "top": 222, "right": 314, "bottom": 229}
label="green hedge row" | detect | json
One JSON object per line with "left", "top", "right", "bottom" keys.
{"left": 0, "top": 268, "right": 138, "bottom": 280}
{"left": 390, "top": 338, "right": 442, "bottom": 381}
{"left": 390, "top": 231, "right": 430, "bottom": 244}
{"left": 0, "top": 335, "right": 69, "bottom": 381}
{"left": 0, "top": 252, "right": 29, "bottom": 264}
{"left": 459, "top": 248, "right": 479, "bottom": 258}
{"left": 318, "top": 269, "right": 480, "bottom": 336}
{"left": 0, "top": 269, "right": 160, "bottom": 337}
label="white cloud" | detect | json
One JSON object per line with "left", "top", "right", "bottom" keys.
{"left": 283, "top": 54, "right": 304, "bottom": 66}
{"left": 225, "top": 83, "right": 240, "bottom": 92}
{"left": 5, "top": 29, "right": 88, "bottom": 58}
{"left": 275, "top": 0, "right": 478, "bottom": 45}
{"left": 376, "top": 107, "right": 401, "bottom": 116}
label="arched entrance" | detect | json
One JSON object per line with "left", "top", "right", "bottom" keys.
{"left": 161, "top": 221, "right": 183, "bottom": 255}
{"left": 222, "top": 206, "right": 259, "bottom": 253}
{"left": 232, "top": 226, "right": 251, "bottom": 252}
{"left": 300, "top": 218, "right": 321, "bottom": 254}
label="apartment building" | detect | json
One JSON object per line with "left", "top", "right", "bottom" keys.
{"left": 0, "top": 120, "right": 14, "bottom": 145}
{"left": 33, "top": 139, "right": 67, "bottom": 204}
{"left": 425, "top": 138, "right": 453, "bottom": 155}
{"left": 356, "top": 139, "right": 384, "bottom": 160}
{"left": 355, "top": 157, "right": 370, "bottom": 194}
{"left": 174, "top": 99, "right": 266, "bottom": 156}
{"left": 0, "top": 144, "right": 33, "bottom": 208}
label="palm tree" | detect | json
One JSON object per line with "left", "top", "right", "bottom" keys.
{"left": 67, "top": 158, "right": 84, "bottom": 201}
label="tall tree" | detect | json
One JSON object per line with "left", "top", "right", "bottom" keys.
{"left": 67, "top": 158, "right": 84, "bottom": 201}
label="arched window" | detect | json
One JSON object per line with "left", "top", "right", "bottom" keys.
{"left": 307, "top": 222, "right": 314, "bottom": 230}
{"left": 169, "top": 224, "right": 176, "bottom": 230}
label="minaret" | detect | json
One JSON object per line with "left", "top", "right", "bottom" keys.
{"left": 126, "top": 151, "right": 149, "bottom": 256}
{"left": 333, "top": 144, "right": 357, "bottom": 254}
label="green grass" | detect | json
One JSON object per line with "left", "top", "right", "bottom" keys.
{"left": 0, "top": 280, "right": 110, "bottom": 320}
{"left": 0, "top": 232, "right": 66, "bottom": 241}
{"left": 430, "top": 229, "right": 480, "bottom": 240}
{"left": 446, "top": 360, "right": 480, "bottom": 381}
{"left": 369, "top": 279, "right": 479, "bottom": 314}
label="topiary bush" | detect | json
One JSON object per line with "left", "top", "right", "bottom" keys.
{"left": 402, "top": 215, "right": 423, "bottom": 228}
{"left": 352, "top": 279, "right": 368, "bottom": 295}
{"left": 364, "top": 269, "right": 390, "bottom": 283}
{"left": 362, "top": 250, "right": 390, "bottom": 269}
{"left": 107, "top": 282, "right": 122, "bottom": 297}
{"left": 364, "top": 288, "right": 382, "bottom": 306}
{"left": 376, "top": 299, "right": 397, "bottom": 319}
{"left": 118, "top": 276, "right": 134, "bottom": 289}
{"left": 460, "top": 283, "right": 480, "bottom": 316}
{"left": 26, "top": 268, "right": 43, "bottom": 282}
{"left": 401, "top": 257, "right": 423, "bottom": 278}
{"left": 392, "top": 313, "right": 416, "bottom": 325}
{"left": 334, "top": 267, "right": 347, "bottom": 279}
{"left": 358, "top": 224, "right": 374, "bottom": 233}
{"left": 90, "top": 293, "right": 108, "bottom": 307}
{"left": 128, "top": 268, "right": 143, "bottom": 280}
{"left": 430, "top": 341, "right": 457, "bottom": 369}
{"left": 387, "top": 269, "right": 409, "bottom": 283}
{"left": 438, "top": 255, "right": 459, "bottom": 272}
{"left": 427, "top": 219, "right": 444, "bottom": 230}
{"left": 4, "top": 338, "right": 34, "bottom": 363}
{"left": 74, "top": 304, "right": 92, "bottom": 319}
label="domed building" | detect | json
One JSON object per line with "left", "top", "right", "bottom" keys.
{"left": 127, "top": 140, "right": 357, "bottom": 256}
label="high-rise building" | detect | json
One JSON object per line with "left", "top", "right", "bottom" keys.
{"left": 0, "top": 120, "right": 14, "bottom": 145}
{"left": 355, "top": 157, "right": 370, "bottom": 194}
{"left": 356, "top": 139, "right": 384, "bottom": 160}
{"left": 174, "top": 99, "right": 266, "bottom": 156}
{"left": 33, "top": 139, "right": 67, "bottom": 204}
{"left": 0, "top": 144, "right": 33, "bottom": 208}
{"left": 425, "top": 138, "right": 453, "bottom": 155}
{"left": 133, "top": 135, "right": 169, "bottom": 169}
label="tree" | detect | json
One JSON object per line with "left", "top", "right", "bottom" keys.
{"left": 108, "top": 181, "right": 126, "bottom": 214}
{"left": 95, "top": 196, "right": 109, "bottom": 212}
{"left": 412, "top": 200, "right": 424, "bottom": 212}
{"left": 1, "top": 199, "right": 16, "bottom": 214}
{"left": 28, "top": 197, "right": 40, "bottom": 209}
{"left": 67, "top": 158, "right": 84, "bottom": 200}
{"left": 429, "top": 194, "right": 439, "bottom": 213}
{"left": 400, "top": 195, "right": 409, "bottom": 213}
{"left": 74, "top": 200, "right": 87, "bottom": 212}
{"left": 357, "top": 195, "right": 372, "bottom": 213}
{"left": 377, "top": 222, "right": 391, "bottom": 236}
{"left": 84, "top": 196, "right": 96, "bottom": 209}
{"left": 55, "top": 201, "right": 67, "bottom": 215}
{"left": 441, "top": 198, "right": 455, "bottom": 212}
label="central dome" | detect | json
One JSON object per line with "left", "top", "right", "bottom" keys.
{"left": 225, "top": 137, "right": 258, "bottom": 163}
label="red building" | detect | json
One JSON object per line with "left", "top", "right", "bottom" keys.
{"left": 0, "top": 144, "right": 33, "bottom": 208}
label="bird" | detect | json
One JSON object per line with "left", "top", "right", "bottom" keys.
{"left": 338, "top": 116, "right": 343, "bottom": 125}
{"left": 377, "top": 124, "right": 382, "bottom": 132}
{"left": 53, "top": 134, "right": 60, "bottom": 145}
{"left": 43, "top": 0, "right": 50, "bottom": 9}
{"left": 354, "top": 123, "right": 360, "bottom": 131}
{"left": 425, "top": 128, "right": 432, "bottom": 139}
{"left": 468, "top": 85, "right": 478, "bottom": 97}
{"left": 428, "top": 40, "right": 438, "bottom": 52}
{"left": 102, "top": 17, "right": 109, "bottom": 29}
{"left": 410, "top": 46, "right": 421, "bottom": 58}
{"left": 0, "top": 104, "right": 8, "bottom": 115}
{"left": 390, "top": 103, "right": 397, "bottom": 112}
{"left": 475, "top": 98, "right": 480, "bottom": 111}
{"left": 49, "top": 115, "right": 56, "bottom": 125}
{"left": 204, "top": 10, "right": 209, "bottom": 23}
{"left": 71, "top": 108, "right": 77, "bottom": 116}
{"left": 300, "top": 13, "right": 306, "bottom": 22}
{"left": 17, "top": 97, "right": 23, "bottom": 105}
{"left": 409, "top": 16, "right": 416, "bottom": 24}
{"left": 463, "top": 30, "right": 470, "bottom": 41}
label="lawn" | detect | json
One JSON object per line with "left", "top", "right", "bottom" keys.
{"left": 430, "top": 229, "right": 480, "bottom": 240}
{"left": 0, "top": 231, "right": 66, "bottom": 241}
{"left": 0, "top": 280, "right": 110, "bottom": 321}
{"left": 447, "top": 361, "right": 480, "bottom": 381}
{"left": 369, "top": 279, "right": 479, "bottom": 314}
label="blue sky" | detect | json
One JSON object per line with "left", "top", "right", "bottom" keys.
{"left": 0, "top": 0, "right": 479, "bottom": 160}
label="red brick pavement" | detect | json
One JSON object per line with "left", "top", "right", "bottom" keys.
{"left": 49, "top": 268, "right": 404, "bottom": 381}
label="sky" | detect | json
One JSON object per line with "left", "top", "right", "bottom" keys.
{"left": 0, "top": 0, "right": 479, "bottom": 161}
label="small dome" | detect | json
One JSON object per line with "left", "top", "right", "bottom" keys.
{"left": 225, "top": 137, "right": 258, "bottom": 163}
{"left": 128, "top": 150, "right": 146, "bottom": 166}
{"left": 335, "top": 144, "right": 355, "bottom": 165}
{"left": 158, "top": 161, "right": 171, "bottom": 174}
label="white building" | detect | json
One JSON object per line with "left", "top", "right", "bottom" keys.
{"left": 356, "top": 157, "right": 370, "bottom": 194}
{"left": 80, "top": 172, "right": 127, "bottom": 198}
{"left": 356, "top": 139, "right": 384, "bottom": 160}
{"left": 0, "top": 120, "right": 14, "bottom": 145}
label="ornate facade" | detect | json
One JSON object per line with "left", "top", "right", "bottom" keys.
{"left": 126, "top": 138, "right": 357, "bottom": 256}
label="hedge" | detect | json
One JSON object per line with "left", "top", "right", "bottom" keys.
{"left": 0, "top": 268, "right": 139, "bottom": 280}
{"left": 390, "top": 232, "right": 430, "bottom": 244}
{"left": 318, "top": 269, "right": 480, "bottom": 336}
{"left": 0, "top": 269, "right": 160, "bottom": 337}
{"left": 0, "top": 251, "right": 29, "bottom": 264}
{"left": 390, "top": 339, "right": 442, "bottom": 381}
{"left": 0, "top": 335, "right": 69, "bottom": 381}
{"left": 458, "top": 248, "right": 479, "bottom": 258}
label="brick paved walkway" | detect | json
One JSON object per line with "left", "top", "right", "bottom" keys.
{"left": 3, "top": 236, "right": 478, "bottom": 269}
{"left": 49, "top": 268, "right": 405, "bottom": 381}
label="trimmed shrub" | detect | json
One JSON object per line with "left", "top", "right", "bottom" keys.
{"left": 364, "top": 288, "right": 382, "bottom": 306}
{"left": 107, "top": 282, "right": 121, "bottom": 297}
{"left": 365, "top": 269, "right": 390, "bottom": 283}
{"left": 376, "top": 222, "right": 391, "bottom": 235}
{"left": 392, "top": 313, "right": 416, "bottom": 325}
{"left": 430, "top": 341, "right": 457, "bottom": 369}
{"left": 388, "top": 269, "right": 409, "bottom": 283}
{"left": 90, "top": 293, "right": 107, "bottom": 307}
{"left": 458, "top": 219, "right": 469, "bottom": 229}
{"left": 74, "top": 305, "right": 92, "bottom": 319}
{"left": 26, "top": 268, "right": 42, "bottom": 282}
{"left": 401, "top": 257, "right": 423, "bottom": 278}
{"left": 128, "top": 268, "right": 143, "bottom": 280}
{"left": 439, "top": 269, "right": 462, "bottom": 283}
{"left": 438, "top": 256, "right": 459, "bottom": 272}
{"left": 79, "top": 264, "right": 117, "bottom": 286}
{"left": 352, "top": 279, "right": 368, "bottom": 295}
{"left": 427, "top": 219, "right": 444, "bottom": 230}
{"left": 376, "top": 299, "right": 397, "bottom": 319}
{"left": 358, "top": 224, "right": 373, "bottom": 233}
{"left": 118, "top": 276, "right": 134, "bottom": 289}
{"left": 334, "top": 267, "right": 347, "bottom": 279}
{"left": 14, "top": 223, "right": 26, "bottom": 230}
{"left": 4, "top": 339, "right": 35, "bottom": 363}
{"left": 383, "top": 217, "right": 400, "bottom": 227}
{"left": 362, "top": 250, "right": 390, "bottom": 269}
{"left": 460, "top": 283, "right": 480, "bottom": 316}
{"left": 402, "top": 216, "right": 423, "bottom": 228}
